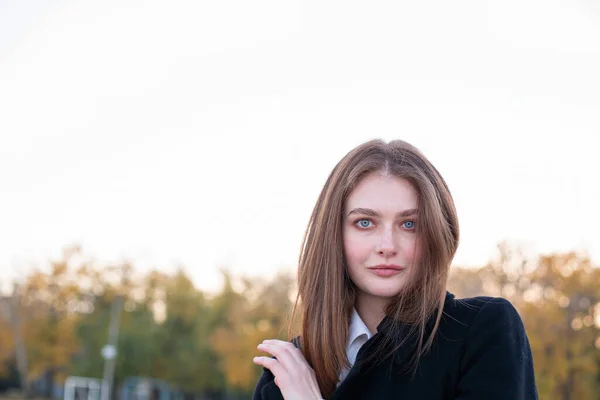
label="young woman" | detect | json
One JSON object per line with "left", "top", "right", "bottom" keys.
{"left": 252, "top": 139, "right": 538, "bottom": 400}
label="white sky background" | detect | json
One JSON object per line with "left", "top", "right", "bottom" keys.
{"left": 1, "top": 0, "right": 599, "bottom": 294}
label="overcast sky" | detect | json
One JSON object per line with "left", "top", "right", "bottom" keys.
{"left": 1, "top": 0, "right": 599, "bottom": 293}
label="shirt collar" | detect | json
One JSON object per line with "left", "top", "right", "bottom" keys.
{"left": 348, "top": 307, "right": 373, "bottom": 345}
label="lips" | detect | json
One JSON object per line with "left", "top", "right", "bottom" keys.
{"left": 368, "top": 264, "right": 404, "bottom": 277}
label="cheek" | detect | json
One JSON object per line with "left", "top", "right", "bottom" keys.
{"left": 402, "top": 236, "right": 422, "bottom": 265}
{"left": 343, "top": 231, "right": 372, "bottom": 267}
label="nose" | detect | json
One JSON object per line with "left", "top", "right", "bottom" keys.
{"left": 375, "top": 227, "right": 398, "bottom": 258}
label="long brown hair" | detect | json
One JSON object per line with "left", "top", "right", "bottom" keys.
{"left": 291, "top": 139, "right": 459, "bottom": 398}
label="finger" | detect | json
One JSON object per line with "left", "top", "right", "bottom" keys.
{"left": 253, "top": 356, "right": 283, "bottom": 375}
{"left": 262, "top": 340, "right": 307, "bottom": 365}
{"left": 258, "top": 340, "right": 308, "bottom": 369}
{"left": 257, "top": 341, "right": 296, "bottom": 365}
{"left": 253, "top": 357, "right": 288, "bottom": 390}
{"left": 260, "top": 339, "right": 304, "bottom": 361}
{"left": 255, "top": 341, "right": 290, "bottom": 363}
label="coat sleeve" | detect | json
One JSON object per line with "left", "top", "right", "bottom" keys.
{"left": 455, "top": 297, "right": 538, "bottom": 400}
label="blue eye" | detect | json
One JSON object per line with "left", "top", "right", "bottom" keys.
{"left": 403, "top": 221, "right": 415, "bottom": 230}
{"left": 356, "top": 219, "right": 373, "bottom": 228}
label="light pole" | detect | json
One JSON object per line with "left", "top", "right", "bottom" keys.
{"left": 100, "top": 295, "right": 123, "bottom": 400}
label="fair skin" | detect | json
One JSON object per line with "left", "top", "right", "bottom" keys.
{"left": 343, "top": 172, "right": 421, "bottom": 333}
{"left": 253, "top": 171, "right": 420, "bottom": 398}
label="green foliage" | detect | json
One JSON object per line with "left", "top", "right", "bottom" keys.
{"left": 0, "top": 247, "right": 295, "bottom": 397}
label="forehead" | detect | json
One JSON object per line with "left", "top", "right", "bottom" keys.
{"left": 345, "top": 173, "right": 418, "bottom": 211}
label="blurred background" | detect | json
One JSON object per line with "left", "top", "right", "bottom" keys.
{"left": 1, "top": 0, "right": 599, "bottom": 399}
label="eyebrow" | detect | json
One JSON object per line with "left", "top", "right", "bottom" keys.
{"left": 346, "top": 208, "right": 419, "bottom": 218}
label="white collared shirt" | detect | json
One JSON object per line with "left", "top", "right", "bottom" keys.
{"left": 338, "top": 308, "right": 373, "bottom": 383}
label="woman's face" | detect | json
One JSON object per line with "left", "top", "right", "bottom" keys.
{"left": 343, "top": 172, "right": 421, "bottom": 307}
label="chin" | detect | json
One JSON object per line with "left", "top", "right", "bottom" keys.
{"left": 366, "top": 285, "right": 404, "bottom": 299}
{"left": 354, "top": 274, "right": 410, "bottom": 302}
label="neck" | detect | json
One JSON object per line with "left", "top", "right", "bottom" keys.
{"left": 355, "top": 294, "right": 389, "bottom": 334}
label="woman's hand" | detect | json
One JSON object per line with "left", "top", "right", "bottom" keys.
{"left": 253, "top": 339, "right": 323, "bottom": 400}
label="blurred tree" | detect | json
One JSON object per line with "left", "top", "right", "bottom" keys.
{"left": 210, "top": 269, "right": 294, "bottom": 395}
{"left": 0, "top": 298, "right": 15, "bottom": 378}
{"left": 151, "top": 269, "right": 223, "bottom": 393}
{"left": 446, "top": 266, "right": 485, "bottom": 298}
{"left": 71, "top": 261, "right": 156, "bottom": 384}
{"left": 449, "top": 245, "right": 600, "bottom": 400}
{"left": 19, "top": 246, "right": 83, "bottom": 393}
{"left": 521, "top": 252, "right": 600, "bottom": 400}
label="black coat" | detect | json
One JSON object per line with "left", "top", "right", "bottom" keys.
{"left": 252, "top": 292, "right": 538, "bottom": 399}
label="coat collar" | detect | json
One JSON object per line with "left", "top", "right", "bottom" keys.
{"left": 374, "top": 291, "right": 454, "bottom": 367}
